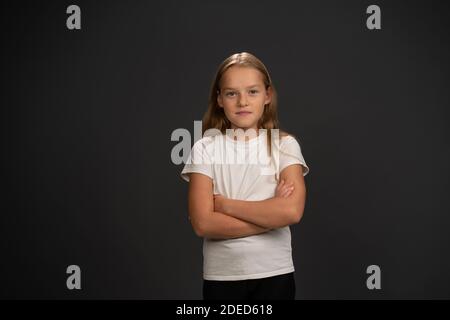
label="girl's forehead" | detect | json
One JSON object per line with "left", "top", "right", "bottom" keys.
{"left": 221, "top": 67, "right": 264, "bottom": 87}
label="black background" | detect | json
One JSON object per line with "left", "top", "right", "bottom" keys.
{"left": 1, "top": 0, "right": 450, "bottom": 299}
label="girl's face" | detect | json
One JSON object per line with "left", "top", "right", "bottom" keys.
{"left": 217, "top": 66, "right": 272, "bottom": 133}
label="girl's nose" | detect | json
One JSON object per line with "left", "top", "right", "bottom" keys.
{"left": 239, "top": 96, "right": 249, "bottom": 106}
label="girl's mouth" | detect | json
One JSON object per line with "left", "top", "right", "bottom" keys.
{"left": 236, "top": 111, "right": 252, "bottom": 116}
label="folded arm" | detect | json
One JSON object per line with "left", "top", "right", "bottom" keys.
{"left": 187, "top": 173, "right": 270, "bottom": 240}
{"left": 215, "top": 164, "right": 306, "bottom": 229}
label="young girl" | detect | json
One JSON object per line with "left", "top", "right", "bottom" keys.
{"left": 180, "top": 52, "right": 309, "bottom": 300}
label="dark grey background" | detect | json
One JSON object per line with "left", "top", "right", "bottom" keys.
{"left": 1, "top": 0, "right": 449, "bottom": 299}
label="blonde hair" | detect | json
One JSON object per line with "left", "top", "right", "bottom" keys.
{"left": 202, "top": 52, "right": 296, "bottom": 157}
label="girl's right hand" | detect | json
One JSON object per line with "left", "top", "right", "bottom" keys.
{"left": 275, "top": 179, "right": 294, "bottom": 198}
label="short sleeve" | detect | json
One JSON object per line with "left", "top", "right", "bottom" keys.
{"left": 180, "top": 138, "right": 214, "bottom": 182}
{"left": 279, "top": 136, "right": 309, "bottom": 176}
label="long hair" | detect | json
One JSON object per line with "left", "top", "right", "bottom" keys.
{"left": 202, "top": 52, "right": 294, "bottom": 157}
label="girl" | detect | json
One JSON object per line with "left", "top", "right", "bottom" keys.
{"left": 180, "top": 52, "right": 309, "bottom": 300}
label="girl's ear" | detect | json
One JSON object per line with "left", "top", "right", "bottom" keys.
{"left": 217, "top": 92, "right": 223, "bottom": 108}
{"left": 264, "top": 86, "right": 272, "bottom": 105}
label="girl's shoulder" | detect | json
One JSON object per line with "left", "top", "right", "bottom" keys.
{"left": 278, "top": 131, "right": 306, "bottom": 150}
{"left": 279, "top": 131, "right": 298, "bottom": 143}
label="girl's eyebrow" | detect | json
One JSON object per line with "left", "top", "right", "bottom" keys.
{"left": 222, "top": 84, "right": 261, "bottom": 90}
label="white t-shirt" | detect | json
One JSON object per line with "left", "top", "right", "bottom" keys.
{"left": 180, "top": 132, "right": 309, "bottom": 280}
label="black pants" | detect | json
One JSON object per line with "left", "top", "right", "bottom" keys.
{"left": 203, "top": 272, "right": 295, "bottom": 300}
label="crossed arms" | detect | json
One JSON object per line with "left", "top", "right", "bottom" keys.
{"left": 186, "top": 164, "right": 306, "bottom": 240}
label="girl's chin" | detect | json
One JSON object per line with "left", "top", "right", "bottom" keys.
{"left": 233, "top": 119, "right": 256, "bottom": 126}
{"left": 235, "top": 121, "right": 254, "bottom": 126}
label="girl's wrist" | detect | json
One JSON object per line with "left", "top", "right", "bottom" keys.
{"left": 214, "top": 194, "right": 231, "bottom": 215}
{"left": 222, "top": 197, "right": 231, "bottom": 215}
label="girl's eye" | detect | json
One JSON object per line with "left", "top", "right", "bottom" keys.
{"left": 226, "top": 92, "right": 236, "bottom": 97}
{"left": 249, "top": 90, "right": 259, "bottom": 94}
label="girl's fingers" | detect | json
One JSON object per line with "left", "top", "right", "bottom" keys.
{"left": 282, "top": 186, "right": 294, "bottom": 197}
{"left": 278, "top": 180, "right": 294, "bottom": 189}
{"left": 282, "top": 189, "right": 292, "bottom": 198}
{"left": 275, "top": 180, "right": 294, "bottom": 198}
{"left": 281, "top": 184, "right": 294, "bottom": 192}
